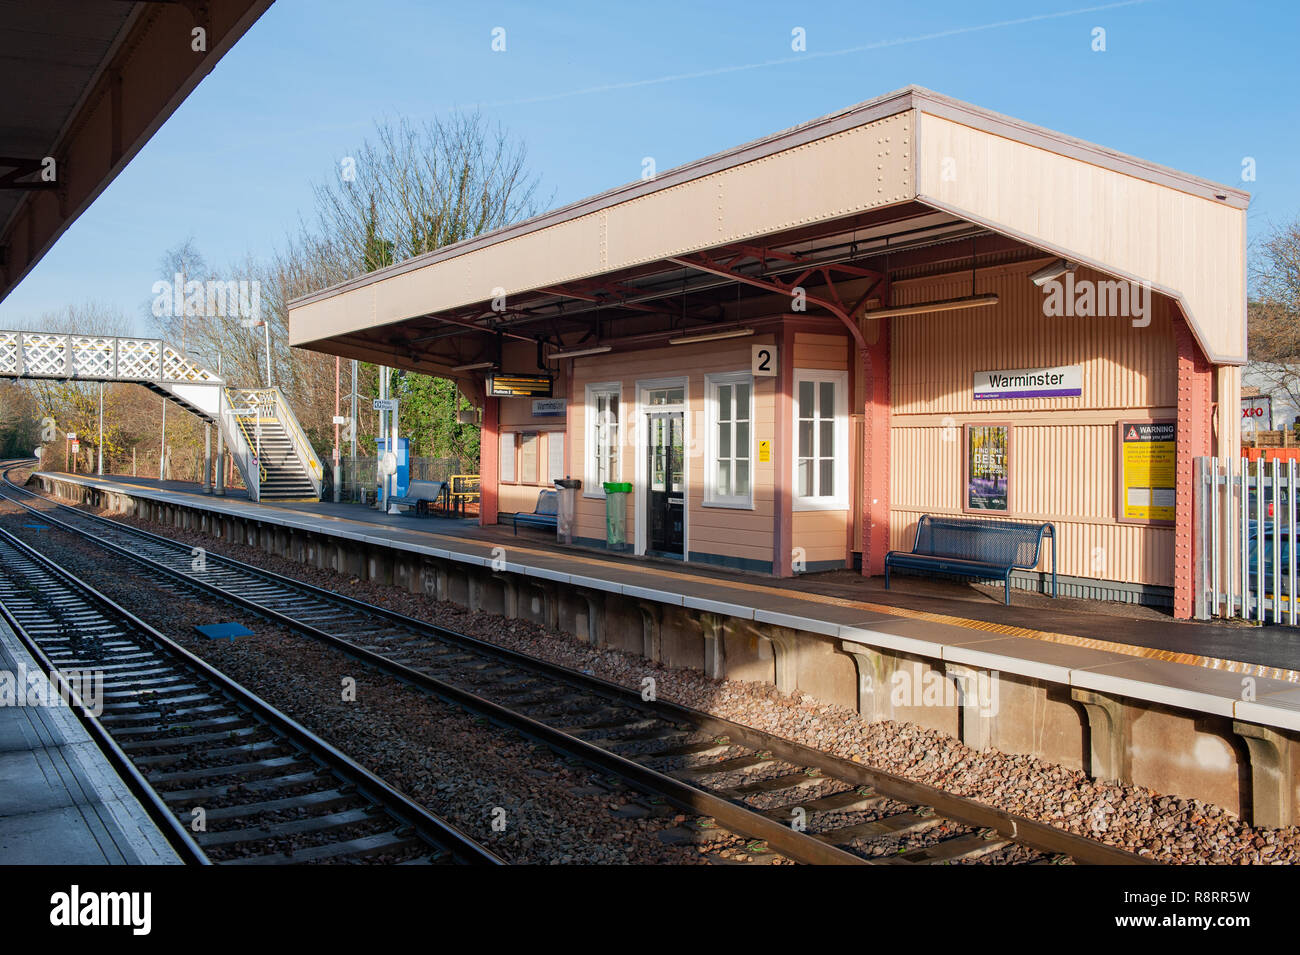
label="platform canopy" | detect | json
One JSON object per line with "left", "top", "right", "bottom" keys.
{"left": 0, "top": 0, "right": 274, "bottom": 303}
{"left": 288, "top": 85, "right": 1249, "bottom": 383}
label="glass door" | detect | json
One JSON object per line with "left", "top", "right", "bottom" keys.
{"left": 647, "top": 411, "right": 684, "bottom": 556}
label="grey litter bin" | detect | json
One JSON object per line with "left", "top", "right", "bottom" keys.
{"left": 603, "top": 481, "right": 632, "bottom": 552}
{"left": 554, "top": 477, "right": 581, "bottom": 544}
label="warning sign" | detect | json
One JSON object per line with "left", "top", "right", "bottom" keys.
{"left": 1120, "top": 421, "right": 1175, "bottom": 523}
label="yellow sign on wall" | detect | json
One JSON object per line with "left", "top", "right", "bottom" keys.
{"left": 1120, "top": 421, "right": 1176, "bottom": 522}
{"left": 758, "top": 440, "right": 771, "bottom": 463}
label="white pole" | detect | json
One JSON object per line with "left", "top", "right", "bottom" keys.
{"left": 388, "top": 373, "right": 399, "bottom": 514}
{"left": 215, "top": 355, "right": 225, "bottom": 497}
{"left": 377, "top": 366, "right": 387, "bottom": 507}
{"left": 97, "top": 382, "right": 104, "bottom": 475}
{"left": 159, "top": 398, "right": 166, "bottom": 481}
{"left": 264, "top": 320, "right": 273, "bottom": 387}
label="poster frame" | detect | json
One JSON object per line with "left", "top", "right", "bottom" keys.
{"left": 962, "top": 421, "right": 1013, "bottom": 515}
{"left": 1116, "top": 417, "right": 1177, "bottom": 526}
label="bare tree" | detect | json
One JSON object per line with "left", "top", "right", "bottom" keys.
{"left": 140, "top": 113, "right": 546, "bottom": 465}
{"left": 312, "top": 112, "right": 546, "bottom": 274}
{"left": 1248, "top": 216, "right": 1300, "bottom": 420}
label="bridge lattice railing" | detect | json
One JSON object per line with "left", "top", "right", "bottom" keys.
{"left": 0, "top": 330, "right": 222, "bottom": 384}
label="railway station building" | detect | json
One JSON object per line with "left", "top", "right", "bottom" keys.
{"left": 288, "top": 86, "right": 1248, "bottom": 620}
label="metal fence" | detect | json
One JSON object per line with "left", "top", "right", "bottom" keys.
{"left": 331, "top": 456, "right": 469, "bottom": 502}
{"left": 1195, "top": 456, "right": 1297, "bottom": 623}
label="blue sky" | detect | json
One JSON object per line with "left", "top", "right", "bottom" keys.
{"left": 3, "top": 0, "right": 1297, "bottom": 331}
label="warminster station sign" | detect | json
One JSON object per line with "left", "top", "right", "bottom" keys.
{"left": 974, "top": 365, "right": 1083, "bottom": 401}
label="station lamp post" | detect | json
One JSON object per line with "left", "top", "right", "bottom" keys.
{"left": 242, "top": 317, "right": 273, "bottom": 388}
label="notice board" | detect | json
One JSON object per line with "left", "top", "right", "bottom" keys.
{"left": 1119, "top": 420, "right": 1176, "bottom": 524}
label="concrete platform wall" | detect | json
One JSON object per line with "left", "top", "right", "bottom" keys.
{"left": 30, "top": 472, "right": 1298, "bottom": 828}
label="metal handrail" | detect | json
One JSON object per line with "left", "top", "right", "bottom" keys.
{"left": 226, "top": 387, "right": 323, "bottom": 498}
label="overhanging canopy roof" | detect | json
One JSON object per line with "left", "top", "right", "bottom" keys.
{"left": 289, "top": 85, "right": 1250, "bottom": 369}
{"left": 0, "top": 0, "right": 274, "bottom": 302}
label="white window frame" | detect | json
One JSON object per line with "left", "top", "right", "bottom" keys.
{"left": 584, "top": 382, "right": 622, "bottom": 499}
{"left": 704, "top": 370, "right": 755, "bottom": 509}
{"left": 546, "top": 431, "right": 566, "bottom": 484}
{"left": 792, "top": 369, "right": 849, "bottom": 511}
{"left": 499, "top": 431, "right": 516, "bottom": 484}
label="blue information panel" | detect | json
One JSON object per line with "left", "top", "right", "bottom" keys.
{"left": 375, "top": 437, "right": 410, "bottom": 500}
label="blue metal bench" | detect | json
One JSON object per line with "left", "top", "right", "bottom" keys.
{"left": 884, "top": 514, "right": 1057, "bottom": 605}
{"left": 513, "top": 490, "right": 558, "bottom": 535}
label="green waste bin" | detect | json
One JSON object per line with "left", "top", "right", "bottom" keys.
{"left": 603, "top": 481, "right": 632, "bottom": 551}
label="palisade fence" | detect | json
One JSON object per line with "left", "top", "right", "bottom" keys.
{"left": 1195, "top": 456, "right": 1297, "bottom": 623}
{"left": 333, "top": 456, "right": 469, "bottom": 502}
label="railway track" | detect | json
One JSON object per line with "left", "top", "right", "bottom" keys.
{"left": 0, "top": 523, "right": 500, "bottom": 866}
{"left": 2, "top": 466, "right": 1148, "bottom": 865}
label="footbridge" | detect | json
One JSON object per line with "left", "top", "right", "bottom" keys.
{"left": 0, "top": 330, "right": 322, "bottom": 501}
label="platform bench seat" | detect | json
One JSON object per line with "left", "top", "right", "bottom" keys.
{"left": 884, "top": 514, "right": 1057, "bottom": 605}
{"left": 389, "top": 480, "right": 445, "bottom": 517}
{"left": 513, "top": 490, "right": 558, "bottom": 535}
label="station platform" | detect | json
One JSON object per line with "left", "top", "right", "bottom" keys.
{"left": 0, "top": 616, "right": 181, "bottom": 864}
{"left": 21, "top": 469, "right": 1300, "bottom": 724}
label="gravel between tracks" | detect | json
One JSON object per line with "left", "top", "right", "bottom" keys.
{"left": 20, "top": 482, "right": 1300, "bottom": 864}
{"left": 0, "top": 506, "right": 769, "bottom": 864}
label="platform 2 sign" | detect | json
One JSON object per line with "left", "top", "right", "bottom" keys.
{"left": 1120, "top": 421, "right": 1176, "bottom": 523}
{"left": 964, "top": 423, "right": 1010, "bottom": 513}
{"left": 488, "top": 374, "right": 552, "bottom": 398}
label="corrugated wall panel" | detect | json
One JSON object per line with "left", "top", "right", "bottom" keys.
{"left": 887, "top": 261, "right": 1178, "bottom": 588}
{"left": 890, "top": 262, "right": 1176, "bottom": 414}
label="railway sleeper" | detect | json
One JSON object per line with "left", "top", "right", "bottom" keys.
{"left": 200, "top": 788, "right": 358, "bottom": 821}
{"left": 223, "top": 830, "right": 428, "bottom": 865}
{"left": 195, "top": 806, "right": 380, "bottom": 847}
{"left": 160, "top": 769, "right": 334, "bottom": 803}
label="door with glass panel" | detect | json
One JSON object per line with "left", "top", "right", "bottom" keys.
{"left": 647, "top": 411, "right": 685, "bottom": 556}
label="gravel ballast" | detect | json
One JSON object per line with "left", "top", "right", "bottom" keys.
{"left": 18, "top": 480, "right": 1300, "bottom": 864}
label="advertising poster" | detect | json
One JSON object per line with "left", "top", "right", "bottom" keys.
{"left": 1120, "top": 421, "right": 1176, "bottom": 523}
{"left": 965, "top": 423, "right": 1010, "bottom": 512}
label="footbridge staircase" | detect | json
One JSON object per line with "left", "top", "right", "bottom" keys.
{"left": 0, "top": 330, "right": 323, "bottom": 501}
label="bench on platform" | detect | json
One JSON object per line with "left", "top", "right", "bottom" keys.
{"left": 884, "top": 514, "right": 1057, "bottom": 605}
{"left": 513, "top": 490, "right": 558, "bottom": 535}
{"left": 389, "top": 480, "right": 446, "bottom": 517}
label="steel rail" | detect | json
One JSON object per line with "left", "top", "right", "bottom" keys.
{"left": 0, "top": 520, "right": 502, "bottom": 866}
{"left": 3, "top": 466, "right": 1149, "bottom": 864}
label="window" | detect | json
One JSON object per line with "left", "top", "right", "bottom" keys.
{"left": 793, "top": 370, "right": 848, "bottom": 510}
{"left": 705, "top": 372, "right": 753, "bottom": 507}
{"left": 499, "top": 431, "right": 516, "bottom": 483}
{"left": 547, "top": 432, "right": 565, "bottom": 484}
{"left": 648, "top": 386, "right": 684, "bottom": 406}
{"left": 519, "top": 432, "right": 540, "bottom": 485}
{"left": 585, "top": 383, "right": 621, "bottom": 496}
